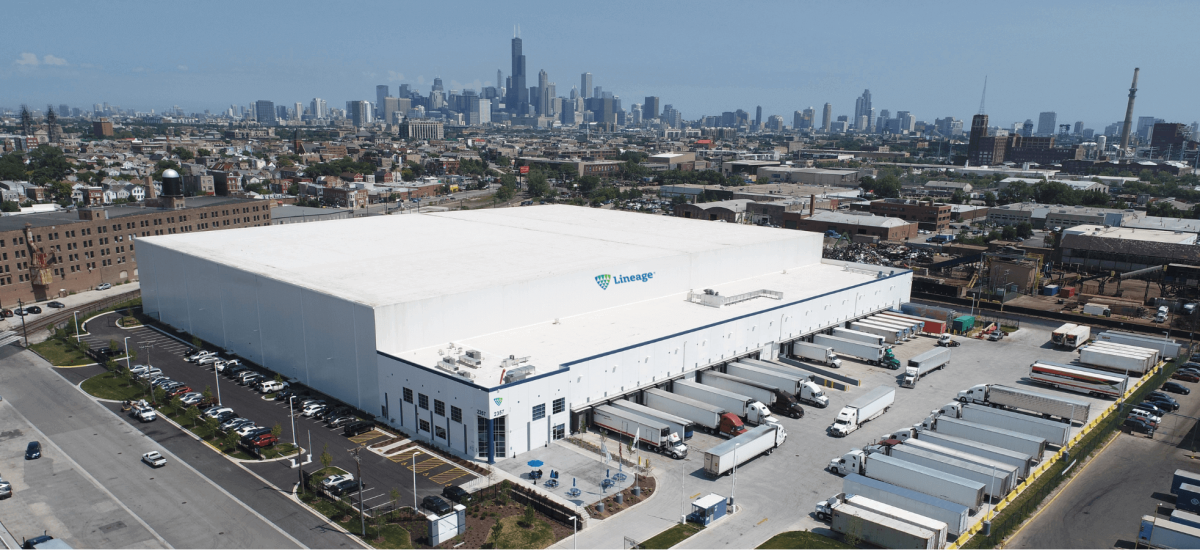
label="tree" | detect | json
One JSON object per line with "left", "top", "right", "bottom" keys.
{"left": 1001, "top": 225, "right": 1018, "bottom": 240}
{"left": 27, "top": 145, "right": 73, "bottom": 184}
{"left": 526, "top": 171, "right": 550, "bottom": 198}
{"left": 320, "top": 443, "right": 333, "bottom": 469}
{"left": 389, "top": 488, "right": 401, "bottom": 517}
{"left": 577, "top": 175, "right": 601, "bottom": 197}
{"left": 223, "top": 429, "right": 240, "bottom": 451}
{"left": 1016, "top": 222, "right": 1034, "bottom": 239}
{"left": 490, "top": 518, "right": 504, "bottom": 543}
{"left": 0, "top": 152, "right": 26, "bottom": 181}
{"left": 0, "top": 201, "right": 19, "bottom": 212}
{"left": 197, "top": 148, "right": 212, "bottom": 157}
{"left": 152, "top": 159, "right": 181, "bottom": 180}
{"left": 521, "top": 504, "right": 536, "bottom": 528}
{"left": 495, "top": 184, "right": 515, "bottom": 202}
{"left": 861, "top": 175, "right": 901, "bottom": 198}
{"left": 173, "top": 147, "right": 194, "bottom": 161}
{"left": 983, "top": 191, "right": 998, "bottom": 207}
{"left": 272, "top": 422, "right": 283, "bottom": 439}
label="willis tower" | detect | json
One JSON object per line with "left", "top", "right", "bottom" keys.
{"left": 507, "top": 29, "right": 528, "bottom": 114}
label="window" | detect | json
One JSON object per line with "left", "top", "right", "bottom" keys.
{"left": 451, "top": 406, "right": 462, "bottom": 423}
{"left": 418, "top": 393, "right": 429, "bottom": 410}
{"left": 532, "top": 403, "right": 545, "bottom": 421}
{"left": 434, "top": 399, "right": 445, "bottom": 416}
{"left": 419, "top": 419, "right": 430, "bottom": 432}
{"left": 553, "top": 424, "right": 565, "bottom": 440}
{"left": 403, "top": 388, "right": 413, "bottom": 403}
{"left": 553, "top": 398, "right": 565, "bottom": 415}
{"left": 477, "top": 417, "right": 489, "bottom": 458}
{"left": 435, "top": 426, "right": 447, "bottom": 440}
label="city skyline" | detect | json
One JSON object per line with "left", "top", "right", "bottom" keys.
{"left": 4, "top": 0, "right": 1198, "bottom": 127}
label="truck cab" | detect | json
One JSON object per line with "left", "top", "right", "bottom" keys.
{"left": 902, "top": 367, "right": 919, "bottom": 387}
{"left": 830, "top": 409, "right": 859, "bottom": 437}
{"left": 956, "top": 384, "right": 988, "bottom": 404}
{"left": 828, "top": 449, "right": 866, "bottom": 475}
{"left": 881, "top": 349, "right": 901, "bottom": 370}
{"left": 800, "top": 381, "right": 830, "bottom": 408}
{"left": 770, "top": 391, "right": 806, "bottom": 419}
{"left": 718, "top": 413, "right": 749, "bottom": 438}
{"left": 814, "top": 493, "right": 843, "bottom": 521}
{"left": 746, "top": 401, "right": 779, "bottom": 427}
{"left": 937, "top": 334, "right": 960, "bottom": 347}
{"left": 661, "top": 433, "right": 689, "bottom": 459}
{"left": 131, "top": 405, "right": 156, "bottom": 423}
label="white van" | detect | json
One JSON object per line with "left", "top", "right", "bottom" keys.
{"left": 258, "top": 380, "right": 286, "bottom": 393}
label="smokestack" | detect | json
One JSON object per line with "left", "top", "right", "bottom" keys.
{"left": 810, "top": 194, "right": 816, "bottom": 216}
{"left": 1119, "top": 67, "right": 1139, "bottom": 155}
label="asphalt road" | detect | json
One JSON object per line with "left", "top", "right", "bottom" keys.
{"left": 1007, "top": 373, "right": 1200, "bottom": 548}
{"left": 0, "top": 345, "right": 305, "bottom": 548}
{"left": 81, "top": 314, "right": 477, "bottom": 519}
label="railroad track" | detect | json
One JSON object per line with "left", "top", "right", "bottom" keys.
{"left": 11, "top": 289, "right": 142, "bottom": 340}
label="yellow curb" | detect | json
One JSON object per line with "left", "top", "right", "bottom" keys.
{"left": 56, "top": 362, "right": 102, "bottom": 369}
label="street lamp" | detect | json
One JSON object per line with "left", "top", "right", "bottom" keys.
{"left": 411, "top": 450, "right": 423, "bottom": 512}
{"left": 569, "top": 510, "right": 578, "bottom": 550}
{"left": 123, "top": 336, "right": 131, "bottom": 369}
{"left": 73, "top": 311, "right": 81, "bottom": 341}
{"left": 730, "top": 443, "right": 741, "bottom": 508}
{"left": 289, "top": 395, "right": 297, "bottom": 446}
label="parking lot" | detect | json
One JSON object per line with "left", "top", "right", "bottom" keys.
{"left": 79, "top": 313, "right": 478, "bottom": 519}
{"left": 555, "top": 315, "right": 1117, "bottom": 549}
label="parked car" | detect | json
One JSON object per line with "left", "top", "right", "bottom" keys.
{"left": 0, "top": 479, "right": 11, "bottom": 499}
{"left": 12, "top": 308, "right": 26, "bottom": 316}
{"left": 226, "top": 365, "right": 249, "bottom": 378}
{"left": 25, "top": 441, "right": 41, "bottom": 460}
{"left": 0, "top": 308, "right": 12, "bottom": 318}
{"left": 302, "top": 404, "right": 327, "bottom": 417}
{"left": 242, "top": 427, "right": 271, "bottom": 440}
{"left": 46, "top": 301, "right": 64, "bottom": 309}
{"left": 422, "top": 495, "right": 452, "bottom": 515}
{"left": 329, "top": 415, "right": 358, "bottom": 428}
{"left": 142, "top": 451, "right": 167, "bottom": 468}
{"left": 234, "top": 424, "right": 264, "bottom": 437}
{"left": 1133, "top": 402, "right": 1167, "bottom": 418}
{"left": 137, "top": 368, "right": 164, "bottom": 380}
{"left": 180, "top": 393, "right": 204, "bottom": 406}
{"left": 330, "top": 479, "right": 362, "bottom": 497}
{"left": 1128, "top": 408, "right": 1161, "bottom": 426}
{"left": 203, "top": 406, "right": 234, "bottom": 419}
{"left": 1125, "top": 416, "right": 1156, "bottom": 435}
{"left": 220, "top": 417, "right": 253, "bottom": 431}
{"left": 320, "top": 407, "right": 349, "bottom": 422}
{"left": 321, "top": 474, "right": 354, "bottom": 491}
{"left": 275, "top": 389, "right": 298, "bottom": 402}
{"left": 1149, "top": 391, "right": 1180, "bottom": 406}
{"left": 129, "top": 364, "right": 151, "bottom": 375}
{"left": 25, "top": 306, "right": 41, "bottom": 314}
{"left": 343, "top": 421, "right": 373, "bottom": 437}
{"left": 442, "top": 485, "right": 472, "bottom": 504}
{"left": 1173, "top": 372, "right": 1200, "bottom": 383}
{"left": 1144, "top": 396, "right": 1179, "bottom": 411}
{"left": 166, "top": 385, "right": 193, "bottom": 398}
{"left": 213, "top": 411, "right": 237, "bottom": 423}
{"left": 248, "top": 434, "right": 278, "bottom": 448}
{"left": 199, "top": 356, "right": 223, "bottom": 366}
{"left": 186, "top": 350, "right": 215, "bottom": 362}
{"left": 1162, "top": 381, "right": 1192, "bottom": 395}
{"left": 97, "top": 283, "right": 112, "bottom": 290}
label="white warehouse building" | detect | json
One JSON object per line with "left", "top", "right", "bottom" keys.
{"left": 139, "top": 206, "right": 911, "bottom": 463}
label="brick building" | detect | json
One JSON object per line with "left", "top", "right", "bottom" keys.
{"left": 866, "top": 198, "right": 952, "bottom": 231}
{"left": 784, "top": 211, "right": 918, "bottom": 241}
{"left": 0, "top": 197, "right": 270, "bottom": 304}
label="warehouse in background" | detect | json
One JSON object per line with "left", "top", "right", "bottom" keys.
{"left": 138, "top": 206, "right": 911, "bottom": 463}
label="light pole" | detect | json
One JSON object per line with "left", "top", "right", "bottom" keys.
{"left": 569, "top": 510, "right": 578, "bottom": 550}
{"left": 214, "top": 361, "right": 223, "bottom": 406}
{"left": 412, "top": 450, "right": 423, "bottom": 512}
{"left": 123, "top": 336, "right": 131, "bottom": 369}
{"left": 73, "top": 311, "right": 81, "bottom": 341}
{"left": 352, "top": 447, "right": 366, "bottom": 537}
{"left": 730, "top": 443, "right": 741, "bottom": 508}
{"left": 289, "top": 395, "right": 297, "bottom": 446}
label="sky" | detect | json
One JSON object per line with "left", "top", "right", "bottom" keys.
{"left": 4, "top": 0, "right": 1198, "bottom": 130}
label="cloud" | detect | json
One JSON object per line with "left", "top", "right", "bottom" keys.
{"left": 42, "top": 55, "right": 67, "bottom": 66}
{"left": 15, "top": 53, "right": 39, "bottom": 66}
{"left": 387, "top": 70, "right": 404, "bottom": 82}
{"left": 177, "top": 65, "right": 188, "bottom": 71}
{"left": 416, "top": 75, "right": 426, "bottom": 85}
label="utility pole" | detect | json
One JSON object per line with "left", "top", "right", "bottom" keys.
{"left": 352, "top": 446, "right": 366, "bottom": 536}
{"left": 18, "top": 299, "right": 28, "bottom": 347}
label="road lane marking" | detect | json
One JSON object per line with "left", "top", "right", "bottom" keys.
{"left": 757, "top": 518, "right": 768, "bottom": 526}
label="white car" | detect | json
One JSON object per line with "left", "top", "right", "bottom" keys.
{"left": 129, "top": 364, "right": 151, "bottom": 374}
{"left": 97, "top": 283, "right": 112, "bottom": 291}
{"left": 137, "top": 367, "right": 163, "bottom": 380}
{"left": 198, "top": 356, "right": 221, "bottom": 366}
{"left": 321, "top": 473, "right": 354, "bottom": 490}
{"left": 1129, "top": 408, "right": 1161, "bottom": 425}
{"left": 180, "top": 392, "right": 203, "bottom": 406}
{"left": 187, "top": 351, "right": 215, "bottom": 363}
{"left": 235, "top": 424, "right": 263, "bottom": 437}
{"left": 142, "top": 451, "right": 167, "bottom": 468}
{"left": 302, "top": 403, "right": 327, "bottom": 417}
{"left": 203, "top": 407, "right": 234, "bottom": 419}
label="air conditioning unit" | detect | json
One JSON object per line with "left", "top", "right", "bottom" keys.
{"left": 438, "top": 356, "right": 459, "bottom": 373}
{"left": 503, "top": 365, "right": 536, "bottom": 384}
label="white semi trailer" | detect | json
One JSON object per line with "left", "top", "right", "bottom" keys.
{"left": 828, "top": 449, "right": 986, "bottom": 510}
{"left": 957, "top": 383, "right": 1091, "bottom": 423}
{"left": 673, "top": 379, "right": 777, "bottom": 426}
{"left": 830, "top": 386, "right": 895, "bottom": 437}
{"left": 903, "top": 348, "right": 952, "bottom": 388}
{"left": 937, "top": 402, "right": 1071, "bottom": 447}
{"left": 702, "top": 423, "right": 786, "bottom": 477}
{"left": 841, "top": 473, "right": 971, "bottom": 537}
{"left": 832, "top": 327, "right": 886, "bottom": 347}
{"left": 791, "top": 341, "right": 843, "bottom": 368}
{"left": 725, "top": 361, "right": 829, "bottom": 408}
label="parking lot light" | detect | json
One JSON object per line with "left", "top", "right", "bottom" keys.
{"left": 412, "top": 450, "right": 422, "bottom": 511}
{"left": 73, "top": 311, "right": 80, "bottom": 341}
{"left": 123, "top": 336, "right": 130, "bottom": 369}
{"left": 214, "top": 360, "right": 222, "bottom": 406}
{"left": 289, "top": 395, "right": 297, "bottom": 447}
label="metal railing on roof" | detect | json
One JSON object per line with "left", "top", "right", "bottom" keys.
{"left": 686, "top": 288, "right": 783, "bottom": 308}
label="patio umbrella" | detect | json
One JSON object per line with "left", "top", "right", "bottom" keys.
{"left": 527, "top": 459, "right": 544, "bottom": 467}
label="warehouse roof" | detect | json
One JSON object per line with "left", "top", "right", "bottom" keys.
{"left": 141, "top": 205, "right": 816, "bottom": 307}
{"left": 806, "top": 211, "right": 913, "bottom": 228}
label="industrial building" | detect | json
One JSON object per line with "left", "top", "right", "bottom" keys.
{"left": 1058, "top": 224, "right": 1200, "bottom": 272}
{"left": 139, "top": 206, "right": 911, "bottom": 463}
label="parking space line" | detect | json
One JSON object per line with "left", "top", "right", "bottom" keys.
{"left": 348, "top": 430, "right": 386, "bottom": 444}
{"left": 430, "top": 470, "right": 470, "bottom": 485}
{"left": 413, "top": 457, "right": 445, "bottom": 473}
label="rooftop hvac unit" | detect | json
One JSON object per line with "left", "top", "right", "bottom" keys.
{"left": 503, "top": 365, "right": 536, "bottom": 384}
{"left": 458, "top": 351, "right": 482, "bottom": 367}
{"left": 465, "top": 350, "right": 482, "bottom": 360}
{"left": 457, "top": 370, "right": 474, "bottom": 380}
{"left": 438, "top": 356, "right": 459, "bottom": 373}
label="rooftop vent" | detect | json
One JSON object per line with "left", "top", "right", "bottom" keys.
{"left": 503, "top": 365, "right": 536, "bottom": 384}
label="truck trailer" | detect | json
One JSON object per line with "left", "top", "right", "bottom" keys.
{"left": 922, "top": 416, "right": 1047, "bottom": 460}
{"left": 816, "top": 493, "right": 947, "bottom": 549}
{"left": 863, "top": 316, "right": 919, "bottom": 339}
{"left": 1140, "top": 514, "right": 1200, "bottom": 549}
{"left": 885, "top": 428, "right": 1033, "bottom": 479}
{"left": 1051, "top": 323, "right": 1078, "bottom": 347}
{"left": 1079, "top": 344, "right": 1156, "bottom": 375}
{"left": 842, "top": 473, "right": 970, "bottom": 537}
{"left": 643, "top": 388, "right": 747, "bottom": 439}
{"left": 790, "top": 341, "right": 843, "bottom": 368}
{"left": 901, "top": 438, "right": 1021, "bottom": 488}
{"left": 1027, "top": 361, "right": 1127, "bottom": 399}
{"left": 849, "top": 321, "right": 905, "bottom": 344}
{"left": 957, "top": 383, "right": 1092, "bottom": 422}
{"left": 885, "top": 311, "right": 947, "bottom": 334}
{"left": 590, "top": 405, "right": 688, "bottom": 459}
{"left": 833, "top": 327, "right": 887, "bottom": 347}
{"left": 903, "top": 348, "right": 952, "bottom": 388}
{"left": 699, "top": 370, "right": 805, "bottom": 419}
{"left": 1088, "top": 340, "right": 1160, "bottom": 364}
{"left": 1172, "top": 470, "right": 1200, "bottom": 494}
{"left": 871, "top": 314, "right": 925, "bottom": 337}
{"left": 1170, "top": 509, "right": 1200, "bottom": 529}
{"left": 938, "top": 402, "right": 1071, "bottom": 447}
{"left": 673, "top": 379, "right": 777, "bottom": 426}
{"left": 813, "top": 334, "right": 891, "bottom": 366}
{"left": 830, "top": 386, "right": 896, "bottom": 437}
{"left": 831, "top": 502, "right": 936, "bottom": 549}
{"left": 726, "top": 361, "right": 829, "bottom": 408}
{"left": 1063, "top": 325, "right": 1091, "bottom": 349}
{"left": 881, "top": 443, "right": 1014, "bottom": 497}
{"left": 702, "top": 423, "right": 786, "bottom": 477}
{"left": 855, "top": 318, "right": 912, "bottom": 341}
{"left": 1178, "top": 483, "right": 1200, "bottom": 514}
{"left": 1096, "top": 330, "right": 1182, "bottom": 358}
{"left": 611, "top": 399, "right": 693, "bottom": 440}
{"left": 828, "top": 450, "right": 986, "bottom": 510}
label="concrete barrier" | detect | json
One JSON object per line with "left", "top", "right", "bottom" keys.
{"left": 776, "top": 356, "right": 861, "bottom": 388}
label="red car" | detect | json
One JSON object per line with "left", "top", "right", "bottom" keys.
{"left": 166, "top": 386, "right": 193, "bottom": 398}
{"left": 249, "top": 434, "right": 278, "bottom": 448}
{"left": 1172, "top": 372, "right": 1200, "bottom": 383}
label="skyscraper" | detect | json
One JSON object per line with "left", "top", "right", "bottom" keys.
{"left": 581, "top": 73, "right": 592, "bottom": 99}
{"left": 538, "top": 69, "right": 550, "bottom": 116}
{"left": 497, "top": 69, "right": 503, "bottom": 91}
{"left": 853, "top": 89, "right": 872, "bottom": 131}
{"left": 643, "top": 97, "right": 660, "bottom": 120}
{"left": 350, "top": 100, "right": 372, "bottom": 127}
{"left": 755, "top": 106, "right": 763, "bottom": 129}
{"left": 822, "top": 103, "right": 832, "bottom": 132}
{"left": 310, "top": 98, "right": 326, "bottom": 119}
{"left": 432, "top": 78, "right": 444, "bottom": 92}
{"left": 508, "top": 35, "right": 528, "bottom": 114}
{"left": 254, "top": 100, "right": 276, "bottom": 126}
{"left": 1073, "top": 121, "right": 1084, "bottom": 135}
{"left": 293, "top": 102, "right": 303, "bottom": 120}
{"left": 376, "top": 85, "right": 390, "bottom": 116}
{"left": 1036, "top": 112, "right": 1057, "bottom": 136}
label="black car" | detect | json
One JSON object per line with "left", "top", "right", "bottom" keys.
{"left": 1178, "top": 367, "right": 1200, "bottom": 377}
{"left": 329, "top": 415, "right": 358, "bottom": 428}
{"left": 275, "top": 389, "right": 297, "bottom": 402}
{"left": 1163, "top": 381, "right": 1193, "bottom": 395}
{"left": 1145, "top": 396, "right": 1179, "bottom": 412}
{"left": 343, "top": 421, "right": 373, "bottom": 436}
{"left": 25, "top": 441, "right": 41, "bottom": 460}
{"left": 13, "top": 308, "right": 26, "bottom": 316}
{"left": 226, "top": 365, "right": 248, "bottom": 378}
{"left": 321, "top": 407, "right": 350, "bottom": 422}
{"left": 1125, "top": 416, "right": 1156, "bottom": 435}
{"left": 1133, "top": 402, "right": 1167, "bottom": 417}
{"left": 423, "top": 495, "right": 452, "bottom": 515}
{"left": 25, "top": 306, "right": 41, "bottom": 314}
{"left": 46, "top": 301, "right": 65, "bottom": 309}
{"left": 214, "top": 411, "right": 237, "bottom": 423}
{"left": 330, "top": 478, "right": 362, "bottom": 496}
{"left": 442, "top": 485, "right": 472, "bottom": 504}
{"left": 240, "top": 428, "right": 274, "bottom": 446}
{"left": 1150, "top": 391, "right": 1180, "bottom": 405}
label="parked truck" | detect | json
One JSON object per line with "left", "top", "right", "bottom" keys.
{"left": 830, "top": 386, "right": 896, "bottom": 437}
{"left": 673, "top": 379, "right": 777, "bottom": 426}
{"left": 828, "top": 449, "right": 986, "bottom": 510}
{"left": 702, "top": 423, "right": 786, "bottom": 477}
{"left": 1172, "top": 470, "right": 1200, "bottom": 494}
{"left": 1178, "top": 483, "right": 1200, "bottom": 514}
{"left": 1140, "top": 514, "right": 1200, "bottom": 549}
{"left": 643, "top": 388, "right": 748, "bottom": 439}
{"left": 849, "top": 321, "right": 905, "bottom": 344}
{"left": 875, "top": 312, "right": 926, "bottom": 334}
{"left": 863, "top": 316, "right": 918, "bottom": 339}
{"left": 791, "top": 341, "right": 843, "bottom": 368}
{"left": 842, "top": 473, "right": 970, "bottom": 537}
{"left": 922, "top": 416, "right": 1047, "bottom": 460}
{"left": 726, "top": 361, "right": 829, "bottom": 408}
{"left": 1089, "top": 341, "right": 1160, "bottom": 365}
{"left": 1051, "top": 323, "right": 1079, "bottom": 347}
{"left": 901, "top": 438, "right": 1020, "bottom": 491}
{"left": 903, "top": 348, "right": 952, "bottom": 388}
{"left": 938, "top": 402, "right": 1071, "bottom": 447}
{"left": 591, "top": 405, "right": 688, "bottom": 459}
{"left": 1095, "top": 330, "right": 1182, "bottom": 358}
{"left": 956, "top": 383, "right": 1091, "bottom": 423}
{"left": 611, "top": 399, "right": 693, "bottom": 440}
{"left": 1063, "top": 325, "right": 1091, "bottom": 349}
{"left": 880, "top": 441, "right": 1016, "bottom": 496}
{"left": 1028, "top": 361, "right": 1127, "bottom": 399}
{"left": 885, "top": 428, "right": 1033, "bottom": 479}
{"left": 700, "top": 370, "right": 805, "bottom": 419}
{"left": 1170, "top": 509, "right": 1200, "bottom": 529}
{"left": 1079, "top": 344, "right": 1156, "bottom": 375}
{"left": 888, "top": 311, "right": 947, "bottom": 334}
{"left": 833, "top": 327, "right": 886, "bottom": 347}
{"left": 830, "top": 500, "right": 937, "bottom": 549}
{"left": 816, "top": 493, "right": 946, "bottom": 549}
{"left": 814, "top": 334, "right": 900, "bottom": 368}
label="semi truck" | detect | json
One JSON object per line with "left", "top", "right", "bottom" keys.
{"left": 643, "top": 388, "right": 747, "bottom": 438}
{"left": 591, "top": 405, "right": 689, "bottom": 459}
{"left": 830, "top": 501, "right": 937, "bottom": 549}
{"left": 901, "top": 438, "right": 1021, "bottom": 492}
{"left": 937, "top": 402, "right": 1071, "bottom": 447}
{"left": 885, "top": 428, "right": 1033, "bottom": 479}
{"left": 1139, "top": 514, "right": 1200, "bottom": 549}
{"left": 725, "top": 361, "right": 829, "bottom": 408}
{"left": 956, "top": 383, "right": 1091, "bottom": 423}
{"left": 791, "top": 341, "right": 843, "bottom": 368}
{"left": 828, "top": 449, "right": 986, "bottom": 510}
{"left": 875, "top": 312, "right": 927, "bottom": 334}
{"left": 830, "top": 386, "right": 896, "bottom": 437}
{"left": 903, "top": 348, "right": 952, "bottom": 388}
{"left": 921, "top": 416, "right": 1047, "bottom": 459}
{"left": 611, "top": 399, "right": 693, "bottom": 440}
{"left": 879, "top": 440, "right": 1016, "bottom": 496}
{"left": 1063, "top": 325, "right": 1091, "bottom": 349}
{"left": 1089, "top": 340, "right": 1160, "bottom": 364}
{"left": 1172, "top": 470, "right": 1200, "bottom": 494}
{"left": 1079, "top": 344, "right": 1156, "bottom": 375}
{"left": 1178, "top": 483, "right": 1200, "bottom": 514}
{"left": 833, "top": 327, "right": 886, "bottom": 347}
{"left": 862, "top": 316, "right": 918, "bottom": 339}
{"left": 816, "top": 493, "right": 946, "bottom": 549}
{"left": 1027, "top": 361, "right": 1127, "bottom": 399}
{"left": 841, "top": 473, "right": 970, "bottom": 537}
{"left": 849, "top": 321, "right": 905, "bottom": 344}
{"left": 699, "top": 370, "right": 806, "bottom": 419}
{"left": 702, "top": 423, "right": 786, "bottom": 477}
{"left": 1095, "top": 330, "right": 1182, "bottom": 358}
{"left": 673, "top": 379, "right": 777, "bottom": 426}
{"left": 814, "top": 334, "right": 900, "bottom": 368}
{"left": 1051, "top": 323, "right": 1078, "bottom": 347}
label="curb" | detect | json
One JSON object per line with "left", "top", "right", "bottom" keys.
{"left": 288, "top": 483, "right": 375, "bottom": 549}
